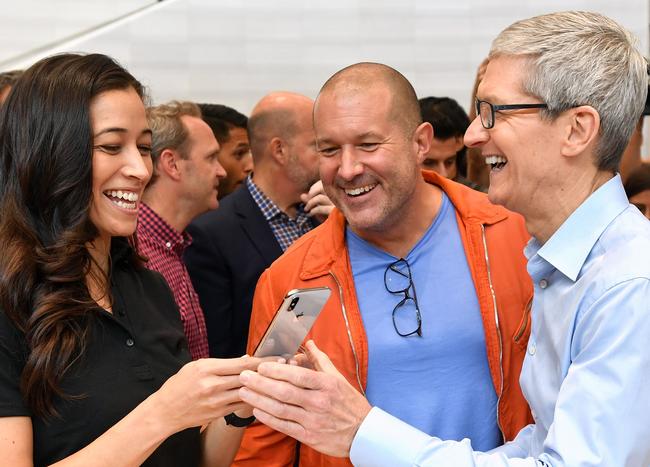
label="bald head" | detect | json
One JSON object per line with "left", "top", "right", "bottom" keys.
{"left": 315, "top": 62, "right": 422, "bottom": 136}
{"left": 248, "top": 91, "right": 314, "bottom": 163}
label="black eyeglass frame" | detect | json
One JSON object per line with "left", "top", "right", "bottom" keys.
{"left": 383, "top": 258, "right": 423, "bottom": 337}
{"left": 475, "top": 99, "right": 548, "bottom": 129}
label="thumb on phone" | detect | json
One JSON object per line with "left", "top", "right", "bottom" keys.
{"left": 304, "top": 340, "right": 341, "bottom": 377}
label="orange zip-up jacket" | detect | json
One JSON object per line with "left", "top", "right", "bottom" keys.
{"left": 235, "top": 171, "right": 534, "bottom": 467}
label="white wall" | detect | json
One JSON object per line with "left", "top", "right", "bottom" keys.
{"left": 1, "top": 0, "right": 648, "bottom": 115}
{"left": 0, "top": 1, "right": 156, "bottom": 67}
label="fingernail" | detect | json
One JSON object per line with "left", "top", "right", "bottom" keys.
{"left": 240, "top": 370, "right": 251, "bottom": 382}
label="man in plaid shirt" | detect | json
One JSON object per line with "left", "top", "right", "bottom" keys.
{"left": 137, "top": 101, "right": 225, "bottom": 360}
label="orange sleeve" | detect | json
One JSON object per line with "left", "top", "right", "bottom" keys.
{"left": 234, "top": 422, "right": 297, "bottom": 467}
{"left": 233, "top": 269, "right": 298, "bottom": 467}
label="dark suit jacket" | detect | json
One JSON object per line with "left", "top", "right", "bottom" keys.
{"left": 185, "top": 186, "right": 283, "bottom": 358}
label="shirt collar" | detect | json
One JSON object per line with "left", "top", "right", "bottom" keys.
{"left": 532, "top": 174, "right": 629, "bottom": 281}
{"left": 245, "top": 174, "right": 309, "bottom": 221}
{"left": 138, "top": 202, "right": 192, "bottom": 251}
{"left": 246, "top": 175, "right": 282, "bottom": 221}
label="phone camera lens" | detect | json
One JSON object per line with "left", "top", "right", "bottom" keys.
{"left": 288, "top": 296, "right": 299, "bottom": 311}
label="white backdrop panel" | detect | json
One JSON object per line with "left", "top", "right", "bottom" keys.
{"left": 0, "top": 0, "right": 647, "bottom": 116}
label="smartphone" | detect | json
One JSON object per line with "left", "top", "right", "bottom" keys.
{"left": 253, "top": 286, "right": 331, "bottom": 358}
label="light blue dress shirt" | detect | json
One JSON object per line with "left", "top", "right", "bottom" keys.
{"left": 349, "top": 174, "right": 650, "bottom": 466}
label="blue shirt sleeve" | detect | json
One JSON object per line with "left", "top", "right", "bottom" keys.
{"left": 350, "top": 278, "right": 650, "bottom": 466}
{"left": 350, "top": 408, "right": 538, "bottom": 466}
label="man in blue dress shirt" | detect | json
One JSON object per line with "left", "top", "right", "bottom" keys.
{"left": 238, "top": 10, "right": 650, "bottom": 466}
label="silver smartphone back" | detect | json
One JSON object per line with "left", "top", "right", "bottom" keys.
{"left": 253, "top": 286, "right": 331, "bottom": 358}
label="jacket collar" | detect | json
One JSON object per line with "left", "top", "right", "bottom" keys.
{"left": 299, "top": 170, "right": 512, "bottom": 280}
{"left": 428, "top": 170, "right": 508, "bottom": 225}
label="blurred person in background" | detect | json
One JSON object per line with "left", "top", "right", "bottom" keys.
{"left": 419, "top": 96, "right": 484, "bottom": 191}
{"left": 199, "top": 103, "right": 253, "bottom": 199}
{"left": 620, "top": 75, "right": 650, "bottom": 182}
{"left": 624, "top": 163, "right": 650, "bottom": 219}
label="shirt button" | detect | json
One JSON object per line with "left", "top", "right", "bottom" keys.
{"left": 126, "top": 338, "right": 135, "bottom": 347}
{"left": 165, "top": 242, "right": 172, "bottom": 249}
{"left": 528, "top": 343, "right": 536, "bottom": 355}
{"left": 539, "top": 279, "right": 548, "bottom": 289}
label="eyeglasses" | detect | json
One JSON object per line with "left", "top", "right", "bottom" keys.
{"left": 475, "top": 99, "right": 548, "bottom": 129}
{"left": 384, "top": 258, "right": 422, "bottom": 337}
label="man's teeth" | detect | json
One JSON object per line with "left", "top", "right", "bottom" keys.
{"left": 345, "top": 184, "right": 377, "bottom": 197}
{"left": 486, "top": 156, "right": 508, "bottom": 169}
{"left": 105, "top": 190, "right": 138, "bottom": 210}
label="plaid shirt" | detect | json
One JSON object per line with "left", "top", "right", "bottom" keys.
{"left": 246, "top": 176, "right": 317, "bottom": 251}
{"left": 136, "top": 202, "right": 209, "bottom": 360}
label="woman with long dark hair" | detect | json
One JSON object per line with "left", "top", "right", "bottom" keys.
{"left": 0, "top": 53, "right": 265, "bottom": 466}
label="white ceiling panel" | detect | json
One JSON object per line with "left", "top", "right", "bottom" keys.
{"left": 0, "top": 0, "right": 156, "bottom": 67}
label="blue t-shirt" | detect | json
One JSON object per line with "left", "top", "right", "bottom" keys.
{"left": 347, "top": 193, "right": 501, "bottom": 451}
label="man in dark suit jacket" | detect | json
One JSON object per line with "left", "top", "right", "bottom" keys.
{"left": 185, "top": 92, "right": 333, "bottom": 357}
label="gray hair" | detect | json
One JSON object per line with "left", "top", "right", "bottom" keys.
{"left": 490, "top": 11, "right": 647, "bottom": 172}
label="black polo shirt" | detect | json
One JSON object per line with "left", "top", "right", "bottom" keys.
{"left": 0, "top": 239, "right": 201, "bottom": 466}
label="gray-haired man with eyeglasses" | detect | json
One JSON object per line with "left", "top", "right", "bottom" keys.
{"left": 238, "top": 11, "right": 650, "bottom": 467}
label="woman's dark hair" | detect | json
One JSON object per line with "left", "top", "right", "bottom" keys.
{"left": 0, "top": 53, "right": 145, "bottom": 417}
{"left": 419, "top": 96, "right": 470, "bottom": 177}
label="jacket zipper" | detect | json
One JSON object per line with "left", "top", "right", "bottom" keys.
{"left": 514, "top": 296, "right": 533, "bottom": 343}
{"left": 329, "top": 270, "right": 365, "bottom": 396}
{"left": 481, "top": 224, "right": 505, "bottom": 442}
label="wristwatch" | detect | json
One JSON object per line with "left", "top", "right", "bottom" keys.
{"left": 224, "top": 412, "right": 256, "bottom": 427}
